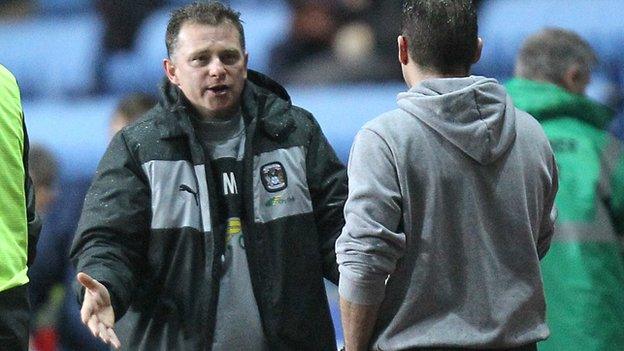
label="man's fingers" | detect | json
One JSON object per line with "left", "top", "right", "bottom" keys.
{"left": 98, "top": 322, "right": 110, "bottom": 344}
{"left": 87, "top": 316, "right": 99, "bottom": 337}
{"left": 108, "top": 327, "right": 122, "bottom": 349}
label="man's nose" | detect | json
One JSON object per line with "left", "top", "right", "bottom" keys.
{"left": 208, "top": 59, "right": 226, "bottom": 78}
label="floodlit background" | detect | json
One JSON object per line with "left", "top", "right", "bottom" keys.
{"left": 3, "top": 1, "right": 623, "bottom": 350}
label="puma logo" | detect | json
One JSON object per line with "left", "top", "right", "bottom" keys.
{"left": 179, "top": 184, "right": 199, "bottom": 206}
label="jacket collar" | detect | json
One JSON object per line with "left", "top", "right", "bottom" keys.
{"left": 505, "top": 78, "right": 614, "bottom": 130}
{"left": 155, "top": 70, "right": 296, "bottom": 141}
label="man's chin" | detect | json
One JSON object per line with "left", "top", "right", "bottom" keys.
{"left": 206, "top": 105, "right": 240, "bottom": 120}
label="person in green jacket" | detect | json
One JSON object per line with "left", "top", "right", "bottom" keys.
{"left": 506, "top": 28, "right": 624, "bottom": 351}
{"left": 0, "top": 64, "right": 41, "bottom": 351}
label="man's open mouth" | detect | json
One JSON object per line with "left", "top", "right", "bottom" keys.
{"left": 208, "top": 85, "right": 229, "bottom": 94}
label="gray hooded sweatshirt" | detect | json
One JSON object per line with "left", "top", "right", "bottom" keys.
{"left": 336, "top": 76, "right": 558, "bottom": 350}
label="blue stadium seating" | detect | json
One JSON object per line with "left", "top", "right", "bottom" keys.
{"left": 34, "top": 0, "right": 94, "bottom": 15}
{"left": 289, "top": 83, "right": 406, "bottom": 163}
{"left": 23, "top": 96, "right": 117, "bottom": 181}
{"left": 474, "top": 0, "right": 624, "bottom": 108}
{"left": 0, "top": 14, "right": 103, "bottom": 98}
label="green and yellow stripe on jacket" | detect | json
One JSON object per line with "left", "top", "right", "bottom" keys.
{"left": 507, "top": 78, "right": 624, "bottom": 351}
{"left": 0, "top": 64, "right": 29, "bottom": 292}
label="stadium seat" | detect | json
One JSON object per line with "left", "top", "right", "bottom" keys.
{"left": 23, "top": 96, "right": 117, "bottom": 181}
{"left": 289, "top": 82, "right": 406, "bottom": 163}
{"left": 34, "top": 0, "right": 94, "bottom": 15}
{"left": 0, "top": 15, "right": 103, "bottom": 98}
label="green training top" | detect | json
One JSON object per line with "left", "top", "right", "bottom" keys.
{"left": 507, "top": 78, "right": 624, "bottom": 351}
{"left": 0, "top": 64, "right": 29, "bottom": 292}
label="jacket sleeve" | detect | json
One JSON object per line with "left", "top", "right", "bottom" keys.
{"left": 23, "top": 115, "right": 42, "bottom": 266}
{"left": 537, "top": 153, "right": 558, "bottom": 259}
{"left": 305, "top": 113, "right": 348, "bottom": 284}
{"left": 69, "top": 131, "right": 151, "bottom": 320}
{"left": 335, "top": 128, "right": 406, "bottom": 305}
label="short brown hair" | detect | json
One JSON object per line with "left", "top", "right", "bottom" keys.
{"left": 166, "top": 1, "right": 245, "bottom": 57}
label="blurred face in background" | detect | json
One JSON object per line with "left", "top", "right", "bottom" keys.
{"left": 109, "top": 112, "right": 128, "bottom": 138}
{"left": 164, "top": 21, "right": 248, "bottom": 120}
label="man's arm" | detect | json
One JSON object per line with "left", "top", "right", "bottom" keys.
{"left": 77, "top": 272, "right": 121, "bottom": 349}
{"left": 69, "top": 131, "right": 151, "bottom": 320}
{"left": 304, "top": 112, "right": 348, "bottom": 284}
{"left": 336, "top": 128, "right": 405, "bottom": 350}
{"left": 340, "top": 297, "right": 380, "bottom": 351}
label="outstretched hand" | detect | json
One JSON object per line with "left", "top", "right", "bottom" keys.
{"left": 77, "top": 272, "right": 121, "bottom": 349}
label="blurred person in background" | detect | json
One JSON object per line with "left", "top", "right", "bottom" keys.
{"left": 336, "top": 1, "right": 558, "bottom": 350}
{"left": 506, "top": 28, "right": 624, "bottom": 351}
{"left": 28, "top": 93, "right": 155, "bottom": 351}
{"left": 70, "top": 2, "right": 346, "bottom": 350}
{"left": 27, "top": 144, "right": 61, "bottom": 351}
{"left": 0, "top": 64, "right": 41, "bottom": 351}
{"left": 0, "top": 0, "right": 33, "bottom": 20}
{"left": 28, "top": 145, "right": 59, "bottom": 216}
{"left": 269, "top": 0, "right": 402, "bottom": 85}
{"left": 96, "top": 0, "right": 164, "bottom": 55}
{"left": 108, "top": 92, "right": 157, "bottom": 136}
{"left": 610, "top": 113, "right": 624, "bottom": 141}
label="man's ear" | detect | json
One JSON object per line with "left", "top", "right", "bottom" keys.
{"left": 163, "top": 58, "right": 179, "bottom": 85}
{"left": 472, "top": 37, "right": 483, "bottom": 64}
{"left": 243, "top": 51, "right": 249, "bottom": 79}
{"left": 562, "top": 64, "right": 589, "bottom": 94}
{"left": 398, "top": 35, "right": 409, "bottom": 65}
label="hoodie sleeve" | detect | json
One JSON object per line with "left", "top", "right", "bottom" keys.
{"left": 537, "top": 153, "right": 559, "bottom": 259}
{"left": 336, "top": 128, "right": 406, "bottom": 305}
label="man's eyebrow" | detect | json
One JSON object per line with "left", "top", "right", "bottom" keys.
{"left": 189, "top": 47, "right": 240, "bottom": 57}
{"left": 221, "top": 48, "right": 242, "bottom": 55}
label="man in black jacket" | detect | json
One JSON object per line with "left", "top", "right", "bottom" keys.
{"left": 70, "top": 2, "right": 347, "bottom": 350}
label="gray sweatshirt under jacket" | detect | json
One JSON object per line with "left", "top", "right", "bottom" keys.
{"left": 336, "top": 76, "right": 558, "bottom": 350}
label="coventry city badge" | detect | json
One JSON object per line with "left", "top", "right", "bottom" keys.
{"left": 261, "top": 162, "right": 287, "bottom": 192}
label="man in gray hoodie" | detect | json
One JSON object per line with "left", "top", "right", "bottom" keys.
{"left": 335, "top": 1, "right": 559, "bottom": 350}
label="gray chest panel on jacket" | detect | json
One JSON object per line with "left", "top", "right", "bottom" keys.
{"left": 141, "top": 160, "right": 212, "bottom": 232}
{"left": 253, "top": 146, "right": 313, "bottom": 223}
{"left": 141, "top": 146, "right": 313, "bottom": 231}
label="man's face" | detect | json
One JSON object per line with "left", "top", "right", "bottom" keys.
{"left": 164, "top": 21, "right": 248, "bottom": 120}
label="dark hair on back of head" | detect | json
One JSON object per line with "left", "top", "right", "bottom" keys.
{"left": 115, "top": 93, "right": 157, "bottom": 124}
{"left": 401, "top": 0, "right": 478, "bottom": 74}
{"left": 166, "top": 1, "right": 245, "bottom": 57}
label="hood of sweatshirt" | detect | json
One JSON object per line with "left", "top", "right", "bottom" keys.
{"left": 397, "top": 76, "right": 516, "bottom": 165}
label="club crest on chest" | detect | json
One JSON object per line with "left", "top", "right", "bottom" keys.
{"left": 260, "top": 162, "right": 287, "bottom": 192}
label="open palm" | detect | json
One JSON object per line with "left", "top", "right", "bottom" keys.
{"left": 77, "top": 272, "right": 122, "bottom": 349}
